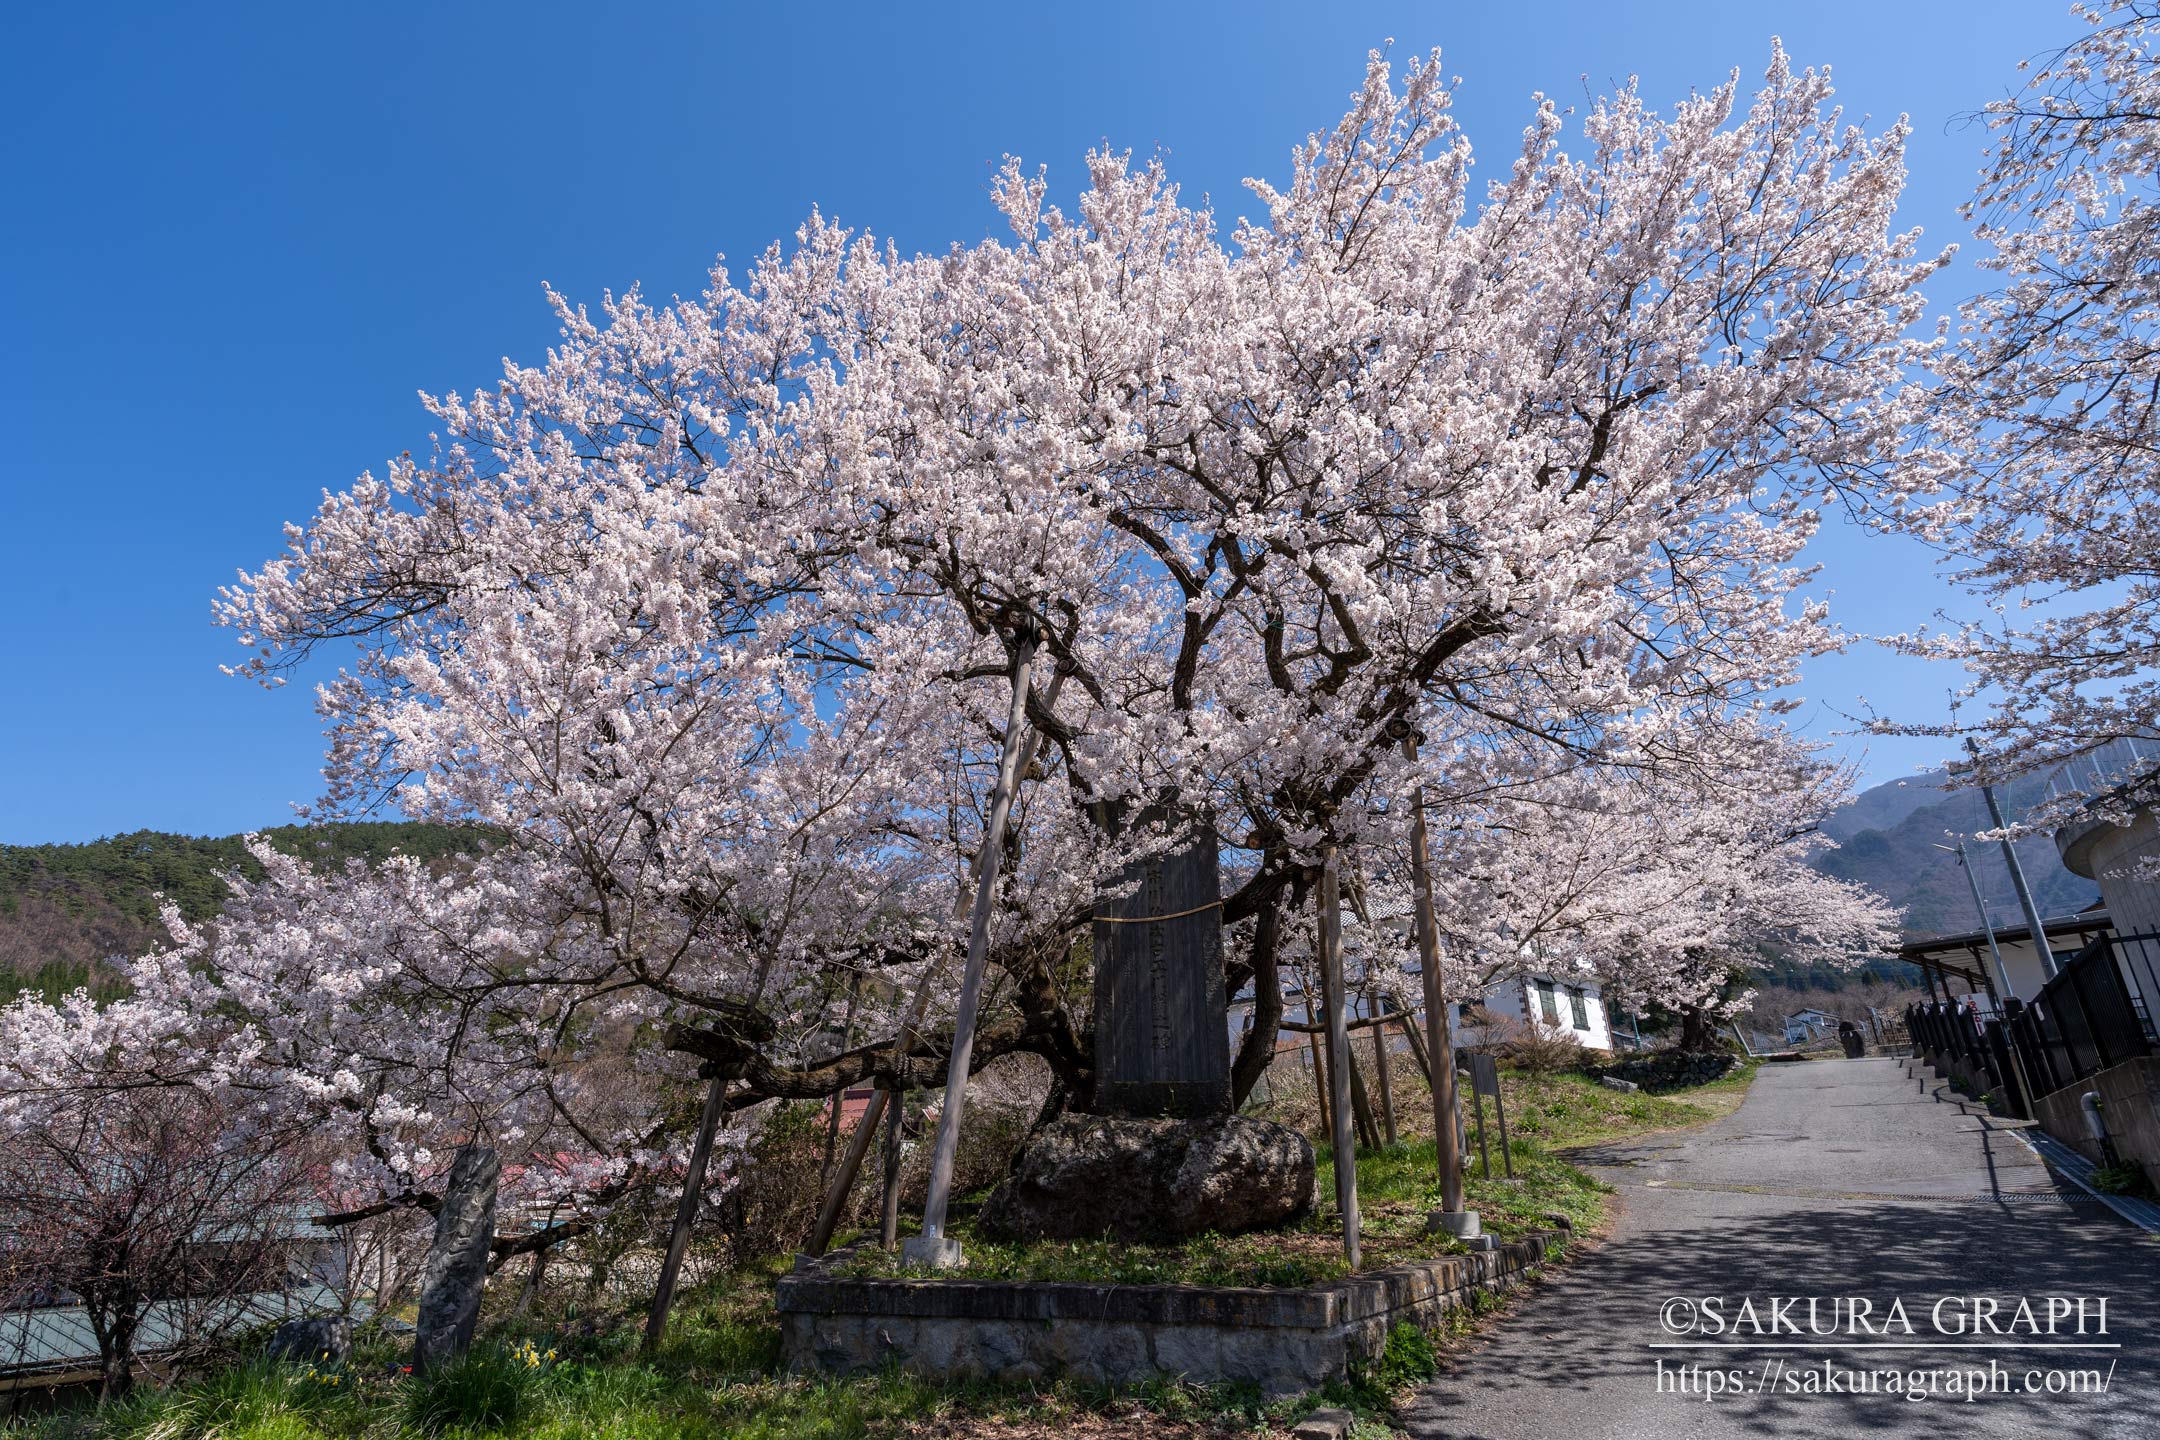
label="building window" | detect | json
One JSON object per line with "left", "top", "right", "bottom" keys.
{"left": 1567, "top": 986, "right": 1590, "bottom": 1031}
{"left": 1536, "top": 980, "right": 1560, "bottom": 1026}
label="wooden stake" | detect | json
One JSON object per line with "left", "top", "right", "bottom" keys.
{"left": 807, "top": 1086, "right": 885, "bottom": 1256}
{"left": 879, "top": 1088, "right": 906, "bottom": 1248}
{"left": 1346, "top": 1039, "right": 1382, "bottom": 1150}
{"left": 819, "top": 974, "right": 864, "bottom": 1189}
{"left": 1304, "top": 979, "right": 1333, "bottom": 1138}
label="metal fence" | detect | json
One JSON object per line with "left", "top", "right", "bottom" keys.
{"left": 2001, "top": 934, "right": 2160, "bottom": 1106}
{"left": 1905, "top": 997, "right": 2027, "bottom": 1116}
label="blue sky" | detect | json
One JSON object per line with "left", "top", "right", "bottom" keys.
{"left": 0, "top": 2, "right": 2079, "bottom": 843}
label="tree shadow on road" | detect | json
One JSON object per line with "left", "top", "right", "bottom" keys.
{"left": 1404, "top": 1186, "right": 2156, "bottom": 1439}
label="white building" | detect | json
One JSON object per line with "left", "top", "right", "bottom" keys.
{"left": 1464, "top": 973, "right": 1616, "bottom": 1052}
{"left": 1781, "top": 1007, "right": 1839, "bottom": 1044}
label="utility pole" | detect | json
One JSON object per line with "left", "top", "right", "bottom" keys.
{"left": 1935, "top": 842, "right": 2015, "bottom": 999}
{"left": 1936, "top": 839, "right": 2038, "bottom": 1117}
{"left": 1967, "top": 740, "right": 2059, "bottom": 980}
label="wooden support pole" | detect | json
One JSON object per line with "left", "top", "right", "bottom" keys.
{"left": 1346, "top": 1039, "right": 1382, "bottom": 1150}
{"left": 819, "top": 975, "right": 864, "bottom": 1189}
{"left": 1319, "top": 844, "right": 1360, "bottom": 1269}
{"left": 913, "top": 633, "right": 1039, "bottom": 1259}
{"left": 1371, "top": 1000, "right": 1398, "bottom": 1146}
{"left": 879, "top": 1085, "right": 906, "bottom": 1248}
{"left": 1307, "top": 1024, "right": 1333, "bottom": 1139}
{"left": 1398, "top": 1006, "right": 1434, "bottom": 1087}
{"left": 1404, "top": 737, "right": 1466, "bottom": 1213}
{"left": 807, "top": 1086, "right": 886, "bottom": 1256}
{"left": 643, "top": 1072, "right": 728, "bottom": 1350}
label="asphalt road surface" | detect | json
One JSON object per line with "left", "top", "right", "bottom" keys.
{"left": 1405, "top": 1057, "right": 2160, "bottom": 1439}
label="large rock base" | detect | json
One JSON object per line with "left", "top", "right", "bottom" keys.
{"left": 978, "top": 1113, "right": 1314, "bottom": 1242}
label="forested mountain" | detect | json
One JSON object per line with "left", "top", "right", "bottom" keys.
{"left": 0, "top": 823, "right": 478, "bottom": 1001}
{"left": 1813, "top": 769, "right": 2099, "bottom": 938}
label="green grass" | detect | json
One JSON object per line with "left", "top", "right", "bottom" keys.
{"left": 842, "top": 1065, "right": 1758, "bottom": 1290}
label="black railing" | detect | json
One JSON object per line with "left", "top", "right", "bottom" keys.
{"left": 2000, "top": 934, "right": 2160, "bottom": 1104}
{"left": 1905, "top": 997, "right": 2026, "bottom": 1116}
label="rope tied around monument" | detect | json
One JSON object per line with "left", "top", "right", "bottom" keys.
{"left": 1092, "top": 899, "right": 1224, "bottom": 924}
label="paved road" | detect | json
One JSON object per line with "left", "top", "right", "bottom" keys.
{"left": 1405, "top": 1057, "right": 2160, "bottom": 1438}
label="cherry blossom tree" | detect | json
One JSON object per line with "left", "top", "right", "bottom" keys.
{"left": 1329, "top": 726, "right": 1896, "bottom": 1044}
{"left": 0, "top": 1084, "right": 315, "bottom": 1401}
{"left": 7, "top": 43, "right": 1928, "bottom": 1292}
{"left": 1897, "top": 1, "right": 2160, "bottom": 822}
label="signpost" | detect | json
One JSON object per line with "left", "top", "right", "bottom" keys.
{"left": 1466, "top": 1052, "right": 1512, "bottom": 1180}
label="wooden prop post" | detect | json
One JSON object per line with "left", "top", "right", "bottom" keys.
{"left": 807, "top": 945, "right": 954, "bottom": 1257}
{"left": 879, "top": 1089, "right": 906, "bottom": 1247}
{"left": 906, "top": 632, "right": 1039, "bottom": 1269}
{"left": 1318, "top": 845, "right": 1360, "bottom": 1269}
{"left": 1485, "top": 1058, "right": 1514, "bottom": 1180}
{"left": 1467, "top": 1052, "right": 1498, "bottom": 1178}
{"left": 807, "top": 1086, "right": 884, "bottom": 1256}
{"left": 1371, "top": 998, "right": 1398, "bottom": 1145}
{"left": 643, "top": 1073, "right": 728, "bottom": 1349}
{"left": 1404, "top": 736, "right": 1475, "bottom": 1234}
{"left": 1306, "top": 1025, "right": 1333, "bottom": 1138}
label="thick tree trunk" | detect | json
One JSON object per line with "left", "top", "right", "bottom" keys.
{"left": 1228, "top": 901, "right": 1285, "bottom": 1109}
{"left": 92, "top": 1304, "right": 137, "bottom": 1404}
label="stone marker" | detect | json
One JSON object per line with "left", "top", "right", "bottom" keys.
{"left": 266, "top": 1315, "right": 352, "bottom": 1365}
{"left": 412, "top": 1143, "right": 500, "bottom": 1372}
{"left": 1092, "top": 808, "right": 1232, "bottom": 1119}
{"left": 1291, "top": 1408, "right": 1357, "bottom": 1440}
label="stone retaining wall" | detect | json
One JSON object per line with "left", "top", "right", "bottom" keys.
{"left": 1583, "top": 1050, "right": 1737, "bottom": 1093}
{"left": 776, "top": 1230, "right": 1558, "bottom": 1397}
{"left": 2031, "top": 1054, "right": 2160, "bottom": 1180}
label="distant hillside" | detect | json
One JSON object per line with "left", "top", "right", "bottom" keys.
{"left": 0, "top": 823, "right": 479, "bottom": 1002}
{"left": 1813, "top": 769, "right": 2099, "bottom": 938}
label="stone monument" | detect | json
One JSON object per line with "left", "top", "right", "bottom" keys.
{"left": 412, "top": 1143, "right": 500, "bottom": 1371}
{"left": 1091, "top": 807, "right": 1234, "bottom": 1119}
{"left": 981, "top": 807, "right": 1313, "bottom": 1241}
